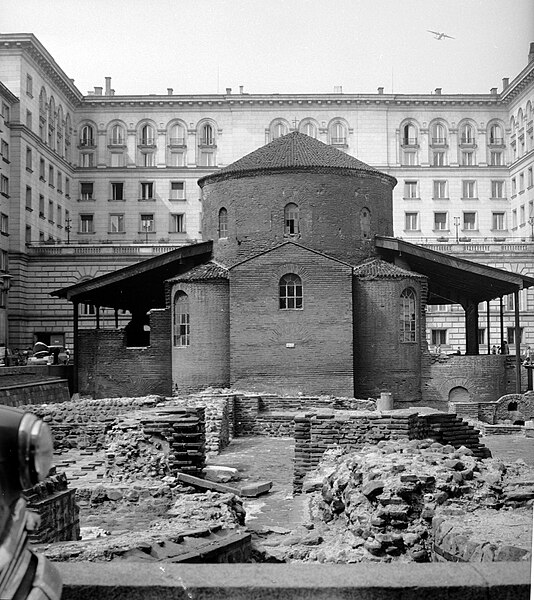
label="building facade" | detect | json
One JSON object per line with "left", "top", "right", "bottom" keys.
{"left": 0, "top": 34, "right": 533, "bottom": 354}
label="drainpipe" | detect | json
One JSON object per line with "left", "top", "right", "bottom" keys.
{"left": 514, "top": 290, "right": 521, "bottom": 393}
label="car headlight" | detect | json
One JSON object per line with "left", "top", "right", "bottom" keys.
{"left": 17, "top": 413, "right": 54, "bottom": 489}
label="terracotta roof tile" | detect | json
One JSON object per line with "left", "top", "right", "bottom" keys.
{"left": 353, "top": 258, "right": 427, "bottom": 280}
{"left": 168, "top": 261, "right": 229, "bottom": 282}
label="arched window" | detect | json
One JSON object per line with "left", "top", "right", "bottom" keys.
{"left": 400, "top": 288, "right": 417, "bottom": 342}
{"left": 360, "top": 207, "right": 371, "bottom": 239}
{"left": 489, "top": 123, "right": 503, "bottom": 145}
{"left": 460, "top": 123, "right": 475, "bottom": 144}
{"left": 80, "top": 124, "right": 94, "bottom": 146}
{"left": 173, "top": 292, "right": 190, "bottom": 347}
{"left": 330, "top": 121, "right": 347, "bottom": 146}
{"left": 65, "top": 114, "right": 72, "bottom": 160}
{"left": 300, "top": 121, "right": 317, "bottom": 138}
{"left": 57, "top": 105, "right": 64, "bottom": 155}
{"left": 48, "top": 97, "right": 55, "bottom": 149}
{"left": 284, "top": 203, "right": 299, "bottom": 235}
{"left": 271, "top": 121, "right": 288, "bottom": 140}
{"left": 200, "top": 123, "right": 214, "bottom": 146}
{"left": 170, "top": 123, "right": 186, "bottom": 145}
{"left": 140, "top": 124, "right": 154, "bottom": 145}
{"left": 279, "top": 274, "right": 303, "bottom": 310}
{"left": 431, "top": 122, "right": 446, "bottom": 145}
{"left": 218, "top": 207, "right": 228, "bottom": 238}
{"left": 402, "top": 123, "right": 417, "bottom": 145}
{"left": 110, "top": 124, "right": 125, "bottom": 145}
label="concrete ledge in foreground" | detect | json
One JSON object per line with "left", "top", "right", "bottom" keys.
{"left": 57, "top": 561, "right": 531, "bottom": 600}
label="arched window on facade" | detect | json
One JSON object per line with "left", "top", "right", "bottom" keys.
{"left": 169, "top": 123, "right": 186, "bottom": 146}
{"left": 400, "top": 288, "right": 417, "bottom": 342}
{"left": 200, "top": 123, "right": 214, "bottom": 146}
{"left": 460, "top": 122, "right": 475, "bottom": 144}
{"left": 56, "top": 105, "right": 64, "bottom": 156}
{"left": 65, "top": 114, "right": 72, "bottom": 159}
{"left": 299, "top": 121, "right": 317, "bottom": 138}
{"left": 330, "top": 121, "right": 347, "bottom": 146}
{"left": 284, "top": 203, "right": 299, "bottom": 235}
{"left": 48, "top": 97, "right": 55, "bottom": 149}
{"left": 39, "top": 88, "right": 47, "bottom": 142}
{"left": 271, "top": 121, "right": 288, "bottom": 140}
{"left": 402, "top": 123, "right": 417, "bottom": 145}
{"left": 489, "top": 123, "right": 504, "bottom": 145}
{"left": 431, "top": 122, "right": 447, "bottom": 145}
{"left": 360, "top": 207, "right": 371, "bottom": 239}
{"left": 110, "top": 124, "right": 125, "bottom": 145}
{"left": 80, "top": 124, "right": 95, "bottom": 146}
{"left": 218, "top": 207, "right": 228, "bottom": 238}
{"left": 279, "top": 274, "right": 303, "bottom": 310}
{"left": 173, "top": 292, "right": 190, "bottom": 347}
{"left": 140, "top": 124, "right": 155, "bottom": 145}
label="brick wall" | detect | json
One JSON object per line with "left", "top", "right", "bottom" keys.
{"left": 78, "top": 308, "right": 172, "bottom": 398}
{"left": 230, "top": 244, "right": 354, "bottom": 395}
{"left": 171, "top": 280, "right": 230, "bottom": 393}
{"left": 0, "top": 380, "right": 70, "bottom": 406}
{"left": 202, "top": 171, "right": 393, "bottom": 266}
{"left": 353, "top": 277, "right": 423, "bottom": 402}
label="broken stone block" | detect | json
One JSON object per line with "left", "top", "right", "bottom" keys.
{"left": 202, "top": 465, "right": 239, "bottom": 483}
{"left": 238, "top": 480, "right": 273, "bottom": 497}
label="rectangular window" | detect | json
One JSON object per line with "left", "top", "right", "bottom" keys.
{"left": 57, "top": 205, "right": 62, "bottom": 226}
{"left": 507, "top": 327, "right": 523, "bottom": 345}
{"left": 26, "top": 74, "right": 33, "bottom": 96}
{"left": 519, "top": 173, "right": 525, "bottom": 192}
{"left": 109, "top": 214, "right": 125, "bottom": 233}
{"left": 1, "top": 103, "right": 10, "bottom": 121}
{"left": 169, "top": 151, "right": 185, "bottom": 167}
{"left": 491, "top": 180, "right": 504, "bottom": 198}
{"left": 463, "top": 212, "right": 477, "bottom": 230}
{"left": 39, "top": 195, "right": 45, "bottom": 217}
{"left": 48, "top": 165, "right": 54, "bottom": 187}
{"left": 57, "top": 172, "right": 62, "bottom": 193}
{"left": 478, "top": 328, "right": 485, "bottom": 345}
{"left": 48, "top": 200, "right": 54, "bottom": 223}
{"left": 111, "top": 182, "right": 124, "bottom": 200}
{"left": 65, "top": 178, "right": 70, "bottom": 197}
{"left": 140, "top": 182, "right": 154, "bottom": 200}
{"left": 26, "top": 186, "right": 32, "bottom": 211}
{"left": 520, "top": 205, "right": 525, "bottom": 226}
{"left": 80, "top": 182, "right": 94, "bottom": 201}
{"left": 1, "top": 140, "right": 9, "bottom": 161}
{"left": 431, "top": 329, "right": 447, "bottom": 346}
{"left": 432, "top": 151, "right": 445, "bottom": 166}
{"left": 433, "top": 212, "right": 448, "bottom": 230}
{"left": 404, "top": 212, "right": 419, "bottom": 231}
{"left": 433, "top": 180, "right": 447, "bottom": 199}
{"left": 462, "top": 180, "right": 476, "bottom": 199}
{"left": 26, "top": 110, "right": 32, "bottom": 129}
{"left": 39, "top": 158, "right": 45, "bottom": 180}
{"left": 492, "top": 212, "right": 506, "bottom": 230}
{"left": 170, "top": 213, "right": 185, "bottom": 233}
{"left": 490, "top": 151, "right": 503, "bottom": 166}
{"left": 79, "top": 214, "right": 94, "bottom": 234}
{"left": 0, "top": 175, "right": 8, "bottom": 197}
{"left": 0, "top": 213, "right": 8, "bottom": 235}
{"left": 142, "top": 152, "right": 154, "bottom": 167}
{"left": 512, "top": 178, "right": 517, "bottom": 195}
{"left": 199, "top": 151, "right": 215, "bottom": 167}
{"left": 80, "top": 152, "right": 94, "bottom": 167}
{"left": 0, "top": 249, "right": 8, "bottom": 272}
{"left": 461, "top": 151, "right": 474, "bottom": 166}
{"left": 404, "top": 181, "right": 418, "bottom": 199}
{"left": 110, "top": 153, "right": 123, "bottom": 167}
{"left": 25, "top": 225, "right": 31, "bottom": 244}
{"left": 170, "top": 181, "right": 185, "bottom": 200}
{"left": 512, "top": 209, "right": 517, "bottom": 229}
{"left": 528, "top": 167, "right": 533, "bottom": 188}
{"left": 140, "top": 213, "right": 155, "bottom": 233}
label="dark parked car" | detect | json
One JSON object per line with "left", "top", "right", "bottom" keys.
{"left": 0, "top": 405, "right": 62, "bottom": 599}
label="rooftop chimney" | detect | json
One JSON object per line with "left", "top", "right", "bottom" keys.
{"left": 377, "top": 86, "right": 384, "bottom": 95}
{"left": 435, "top": 87, "right": 442, "bottom": 95}
{"left": 239, "top": 86, "right": 243, "bottom": 94}
{"left": 490, "top": 87, "right": 497, "bottom": 95}
{"left": 110, "top": 89, "right": 115, "bottom": 97}
{"left": 529, "top": 42, "right": 534, "bottom": 63}
{"left": 94, "top": 86, "right": 103, "bottom": 96}
{"left": 105, "top": 77, "right": 112, "bottom": 96}
{"left": 167, "top": 88, "right": 173, "bottom": 95}
{"left": 226, "top": 87, "right": 232, "bottom": 95}
{"left": 502, "top": 77, "right": 509, "bottom": 91}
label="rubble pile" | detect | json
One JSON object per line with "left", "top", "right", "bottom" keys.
{"left": 280, "top": 438, "right": 533, "bottom": 563}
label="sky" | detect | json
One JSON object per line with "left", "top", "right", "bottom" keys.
{"left": 2, "top": 0, "right": 534, "bottom": 97}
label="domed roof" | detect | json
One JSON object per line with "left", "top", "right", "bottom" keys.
{"left": 198, "top": 132, "right": 396, "bottom": 187}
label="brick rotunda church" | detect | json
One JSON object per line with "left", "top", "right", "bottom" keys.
{"left": 54, "top": 133, "right": 534, "bottom": 403}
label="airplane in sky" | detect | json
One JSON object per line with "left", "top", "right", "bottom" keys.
{"left": 428, "top": 30, "right": 455, "bottom": 40}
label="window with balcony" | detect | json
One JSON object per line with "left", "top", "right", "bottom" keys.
{"left": 79, "top": 214, "right": 94, "bottom": 234}
{"left": 218, "top": 208, "right": 228, "bottom": 239}
{"left": 492, "top": 212, "right": 506, "bottom": 230}
{"left": 111, "top": 182, "right": 124, "bottom": 201}
{"left": 139, "top": 124, "right": 155, "bottom": 146}
{"left": 109, "top": 124, "right": 125, "bottom": 145}
{"left": 330, "top": 121, "right": 347, "bottom": 146}
{"left": 433, "top": 180, "right": 447, "bottom": 199}
{"left": 200, "top": 123, "right": 215, "bottom": 146}
{"left": 80, "top": 124, "right": 95, "bottom": 146}
{"left": 169, "top": 123, "right": 186, "bottom": 146}
{"left": 404, "top": 181, "right": 418, "bottom": 199}
{"left": 80, "top": 182, "right": 94, "bottom": 201}
{"left": 462, "top": 180, "right": 476, "bottom": 199}
{"left": 488, "top": 123, "right": 504, "bottom": 145}
{"left": 109, "top": 214, "right": 125, "bottom": 233}
{"left": 140, "top": 213, "right": 155, "bottom": 233}
{"left": 170, "top": 213, "right": 185, "bottom": 233}
{"left": 463, "top": 212, "right": 477, "bottom": 230}
{"left": 170, "top": 181, "right": 185, "bottom": 200}
{"left": 460, "top": 123, "right": 475, "bottom": 145}
{"left": 431, "top": 122, "right": 447, "bottom": 145}
{"left": 433, "top": 212, "right": 448, "bottom": 231}
{"left": 402, "top": 123, "right": 418, "bottom": 146}
{"left": 404, "top": 212, "right": 419, "bottom": 231}
{"left": 140, "top": 182, "right": 154, "bottom": 200}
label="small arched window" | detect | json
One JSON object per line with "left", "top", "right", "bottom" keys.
{"left": 300, "top": 121, "right": 317, "bottom": 138}
{"left": 173, "top": 292, "right": 190, "bottom": 347}
{"left": 272, "top": 121, "right": 288, "bottom": 140}
{"left": 489, "top": 123, "right": 503, "bottom": 145}
{"left": 200, "top": 123, "right": 214, "bottom": 146}
{"left": 80, "top": 124, "right": 94, "bottom": 146}
{"left": 360, "top": 207, "right": 371, "bottom": 239}
{"left": 330, "top": 121, "right": 347, "bottom": 146}
{"left": 110, "top": 124, "right": 125, "bottom": 145}
{"left": 432, "top": 122, "right": 446, "bottom": 145}
{"left": 284, "top": 203, "right": 299, "bottom": 235}
{"left": 460, "top": 123, "right": 475, "bottom": 144}
{"left": 140, "top": 124, "right": 154, "bottom": 145}
{"left": 279, "top": 274, "right": 303, "bottom": 310}
{"left": 218, "top": 207, "right": 228, "bottom": 238}
{"left": 170, "top": 123, "right": 186, "bottom": 145}
{"left": 400, "top": 288, "right": 417, "bottom": 342}
{"left": 402, "top": 123, "right": 417, "bottom": 145}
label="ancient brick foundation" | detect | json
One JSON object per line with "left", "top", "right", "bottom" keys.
{"left": 0, "top": 379, "right": 70, "bottom": 407}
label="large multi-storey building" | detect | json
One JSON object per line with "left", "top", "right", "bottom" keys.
{"left": 0, "top": 33, "right": 533, "bottom": 354}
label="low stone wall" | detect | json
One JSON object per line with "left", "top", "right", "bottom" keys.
{"left": 22, "top": 396, "right": 160, "bottom": 450}
{"left": 294, "top": 409, "right": 488, "bottom": 492}
{"left": 450, "top": 390, "right": 534, "bottom": 426}
{"left": 25, "top": 472, "right": 80, "bottom": 544}
{"left": 0, "top": 379, "right": 70, "bottom": 407}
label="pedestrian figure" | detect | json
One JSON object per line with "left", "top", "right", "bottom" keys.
{"left": 491, "top": 345, "right": 497, "bottom": 355}
{"left": 502, "top": 341, "right": 509, "bottom": 354}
